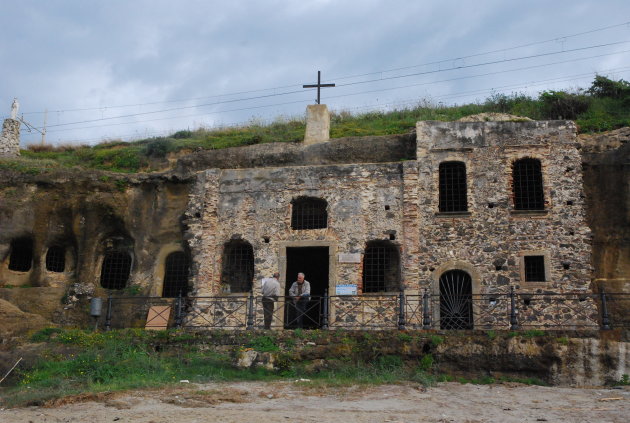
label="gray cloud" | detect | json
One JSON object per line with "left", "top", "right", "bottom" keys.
{"left": 1, "top": 0, "right": 629, "bottom": 144}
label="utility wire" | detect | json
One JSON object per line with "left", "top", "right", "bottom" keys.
{"left": 36, "top": 41, "right": 630, "bottom": 130}
{"left": 32, "top": 66, "right": 630, "bottom": 143}
{"left": 20, "top": 20, "right": 630, "bottom": 115}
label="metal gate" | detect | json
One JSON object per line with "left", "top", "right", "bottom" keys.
{"left": 439, "top": 270, "right": 473, "bottom": 329}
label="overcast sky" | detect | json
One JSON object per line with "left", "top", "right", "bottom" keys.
{"left": 1, "top": 0, "right": 629, "bottom": 145}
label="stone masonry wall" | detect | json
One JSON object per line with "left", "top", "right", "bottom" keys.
{"left": 415, "top": 120, "right": 592, "bottom": 295}
{"left": 0, "top": 118, "right": 20, "bottom": 157}
{"left": 183, "top": 119, "right": 594, "bottom": 329}
{"left": 186, "top": 163, "right": 406, "bottom": 297}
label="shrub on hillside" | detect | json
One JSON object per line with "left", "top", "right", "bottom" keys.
{"left": 539, "top": 90, "right": 590, "bottom": 120}
{"left": 588, "top": 75, "right": 630, "bottom": 100}
{"left": 143, "top": 137, "right": 175, "bottom": 158}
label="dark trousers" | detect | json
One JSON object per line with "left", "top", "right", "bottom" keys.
{"left": 293, "top": 298, "right": 307, "bottom": 328}
{"left": 262, "top": 297, "right": 275, "bottom": 329}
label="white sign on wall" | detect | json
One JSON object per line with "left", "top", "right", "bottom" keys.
{"left": 338, "top": 253, "right": 361, "bottom": 263}
{"left": 336, "top": 284, "right": 358, "bottom": 295}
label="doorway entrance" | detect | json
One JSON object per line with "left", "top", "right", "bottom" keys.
{"left": 284, "top": 246, "right": 329, "bottom": 328}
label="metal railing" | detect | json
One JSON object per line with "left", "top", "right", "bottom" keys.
{"left": 98, "top": 288, "right": 629, "bottom": 331}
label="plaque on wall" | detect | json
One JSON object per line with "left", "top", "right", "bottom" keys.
{"left": 338, "top": 253, "right": 361, "bottom": 263}
{"left": 336, "top": 284, "right": 358, "bottom": 295}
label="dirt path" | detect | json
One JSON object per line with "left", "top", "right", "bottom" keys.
{"left": 2, "top": 382, "right": 629, "bottom": 423}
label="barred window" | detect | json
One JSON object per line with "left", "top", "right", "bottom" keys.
{"left": 362, "top": 241, "right": 400, "bottom": 293}
{"left": 291, "top": 197, "right": 327, "bottom": 230}
{"left": 439, "top": 161, "right": 468, "bottom": 212}
{"left": 162, "top": 252, "right": 191, "bottom": 297}
{"left": 513, "top": 158, "right": 544, "bottom": 210}
{"left": 45, "top": 246, "right": 66, "bottom": 272}
{"left": 524, "top": 255, "right": 546, "bottom": 282}
{"left": 222, "top": 240, "right": 254, "bottom": 293}
{"left": 8, "top": 238, "right": 33, "bottom": 272}
{"left": 100, "top": 251, "right": 132, "bottom": 290}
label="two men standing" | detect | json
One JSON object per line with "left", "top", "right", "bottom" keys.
{"left": 261, "top": 271, "right": 311, "bottom": 329}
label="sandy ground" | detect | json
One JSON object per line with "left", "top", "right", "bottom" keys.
{"left": 2, "top": 381, "right": 629, "bottom": 423}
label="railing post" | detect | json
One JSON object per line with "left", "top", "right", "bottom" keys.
{"left": 422, "top": 288, "right": 432, "bottom": 329}
{"left": 600, "top": 288, "right": 611, "bottom": 330}
{"left": 174, "top": 290, "right": 183, "bottom": 328}
{"left": 246, "top": 292, "right": 255, "bottom": 330}
{"left": 321, "top": 289, "right": 329, "bottom": 330}
{"left": 398, "top": 291, "right": 406, "bottom": 330}
{"left": 105, "top": 292, "right": 113, "bottom": 331}
{"left": 509, "top": 286, "right": 519, "bottom": 330}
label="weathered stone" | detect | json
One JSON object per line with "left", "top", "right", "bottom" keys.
{"left": 236, "top": 349, "right": 257, "bottom": 368}
{"left": 0, "top": 118, "right": 20, "bottom": 157}
{"left": 304, "top": 104, "right": 330, "bottom": 145}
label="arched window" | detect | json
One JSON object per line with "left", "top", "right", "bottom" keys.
{"left": 8, "top": 238, "right": 33, "bottom": 272}
{"left": 362, "top": 241, "right": 400, "bottom": 293}
{"left": 162, "top": 252, "right": 190, "bottom": 297}
{"left": 439, "top": 161, "right": 468, "bottom": 212}
{"left": 439, "top": 270, "right": 473, "bottom": 329}
{"left": 291, "top": 197, "right": 327, "bottom": 230}
{"left": 512, "top": 158, "right": 544, "bottom": 210}
{"left": 222, "top": 240, "right": 254, "bottom": 293}
{"left": 100, "top": 251, "right": 132, "bottom": 290}
{"left": 45, "top": 246, "right": 66, "bottom": 272}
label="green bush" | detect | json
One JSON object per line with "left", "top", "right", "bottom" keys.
{"left": 539, "top": 90, "right": 590, "bottom": 120}
{"left": 144, "top": 138, "right": 175, "bottom": 158}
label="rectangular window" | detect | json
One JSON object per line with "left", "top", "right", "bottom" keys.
{"left": 439, "top": 161, "right": 468, "bottom": 212}
{"left": 524, "top": 255, "right": 546, "bottom": 282}
{"left": 513, "top": 159, "right": 545, "bottom": 210}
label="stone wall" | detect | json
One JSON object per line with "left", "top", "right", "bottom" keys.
{"left": 186, "top": 163, "right": 406, "bottom": 297}
{"left": 0, "top": 118, "right": 20, "bottom": 157}
{"left": 415, "top": 121, "right": 592, "bottom": 295}
{"left": 183, "top": 120, "right": 595, "bottom": 329}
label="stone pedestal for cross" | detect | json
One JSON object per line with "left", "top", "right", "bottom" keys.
{"left": 0, "top": 118, "right": 20, "bottom": 158}
{"left": 303, "top": 104, "right": 330, "bottom": 145}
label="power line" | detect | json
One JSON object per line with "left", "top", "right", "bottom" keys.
{"left": 19, "top": 20, "right": 630, "bottom": 115}
{"left": 33, "top": 45, "right": 630, "bottom": 134}
{"left": 34, "top": 41, "right": 630, "bottom": 131}
{"left": 335, "top": 41, "right": 629, "bottom": 87}
{"left": 29, "top": 67, "right": 630, "bottom": 144}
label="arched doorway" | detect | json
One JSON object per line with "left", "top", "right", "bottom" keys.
{"left": 439, "top": 270, "right": 473, "bottom": 329}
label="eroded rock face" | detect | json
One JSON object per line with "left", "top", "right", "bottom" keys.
{"left": 0, "top": 170, "right": 193, "bottom": 326}
{"left": 0, "top": 298, "right": 50, "bottom": 340}
{"left": 580, "top": 135, "right": 630, "bottom": 326}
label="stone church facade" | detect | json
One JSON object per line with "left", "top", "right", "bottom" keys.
{"left": 181, "top": 119, "right": 593, "bottom": 328}
{"left": 0, "top": 117, "right": 598, "bottom": 330}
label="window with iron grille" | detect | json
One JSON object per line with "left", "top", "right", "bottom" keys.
{"left": 100, "top": 251, "right": 132, "bottom": 290}
{"left": 8, "top": 238, "right": 33, "bottom": 272}
{"left": 512, "top": 158, "right": 545, "bottom": 210}
{"left": 222, "top": 241, "right": 254, "bottom": 293}
{"left": 439, "top": 161, "right": 468, "bottom": 212}
{"left": 45, "top": 246, "right": 65, "bottom": 272}
{"left": 162, "top": 251, "right": 190, "bottom": 297}
{"left": 362, "top": 241, "right": 400, "bottom": 292}
{"left": 439, "top": 270, "right": 473, "bottom": 329}
{"left": 524, "top": 255, "right": 546, "bottom": 282}
{"left": 291, "top": 197, "right": 327, "bottom": 230}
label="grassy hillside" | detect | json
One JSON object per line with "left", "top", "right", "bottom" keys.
{"left": 2, "top": 75, "right": 629, "bottom": 174}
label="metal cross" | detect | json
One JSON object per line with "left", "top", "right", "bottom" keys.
{"left": 302, "top": 70, "right": 335, "bottom": 104}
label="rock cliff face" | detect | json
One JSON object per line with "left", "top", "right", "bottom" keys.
{"left": 0, "top": 126, "right": 627, "bottom": 330}
{"left": 0, "top": 170, "right": 192, "bottom": 327}
{"left": 579, "top": 128, "right": 630, "bottom": 326}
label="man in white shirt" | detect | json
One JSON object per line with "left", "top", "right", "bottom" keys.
{"left": 261, "top": 272, "right": 281, "bottom": 329}
{"left": 288, "top": 272, "right": 311, "bottom": 328}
